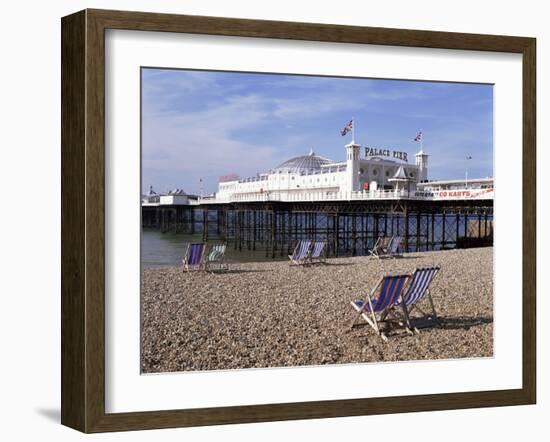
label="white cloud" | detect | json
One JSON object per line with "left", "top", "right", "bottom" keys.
{"left": 141, "top": 69, "right": 493, "bottom": 191}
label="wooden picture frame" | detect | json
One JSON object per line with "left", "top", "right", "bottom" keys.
{"left": 61, "top": 8, "right": 536, "bottom": 433}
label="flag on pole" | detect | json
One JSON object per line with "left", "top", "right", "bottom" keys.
{"left": 414, "top": 131, "right": 422, "bottom": 142}
{"left": 340, "top": 119, "right": 353, "bottom": 136}
{"left": 466, "top": 155, "right": 472, "bottom": 160}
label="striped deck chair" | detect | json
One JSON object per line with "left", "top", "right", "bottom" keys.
{"left": 205, "top": 243, "right": 227, "bottom": 272}
{"left": 182, "top": 243, "right": 206, "bottom": 272}
{"left": 395, "top": 266, "right": 441, "bottom": 332}
{"left": 309, "top": 240, "right": 327, "bottom": 264}
{"left": 350, "top": 273, "right": 411, "bottom": 341}
{"left": 368, "top": 236, "right": 392, "bottom": 259}
{"left": 385, "top": 236, "right": 402, "bottom": 258}
{"left": 288, "top": 240, "right": 312, "bottom": 265}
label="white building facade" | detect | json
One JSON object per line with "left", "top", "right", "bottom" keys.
{"left": 216, "top": 144, "right": 426, "bottom": 201}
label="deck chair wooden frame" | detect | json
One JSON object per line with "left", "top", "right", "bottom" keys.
{"left": 182, "top": 243, "right": 206, "bottom": 272}
{"left": 288, "top": 240, "right": 312, "bottom": 266}
{"left": 394, "top": 266, "right": 441, "bottom": 333}
{"left": 350, "top": 273, "right": 412, "bottom": 341}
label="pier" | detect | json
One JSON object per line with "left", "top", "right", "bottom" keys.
{"left": 141, "top": 197, "right": 493, "bottom": 258}
{"left": 142, "top": 141, "right": 494, "bottom": 258}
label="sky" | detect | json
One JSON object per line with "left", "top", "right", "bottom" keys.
{"left": 141, "top": 68, "right": 493, "bottom": 195}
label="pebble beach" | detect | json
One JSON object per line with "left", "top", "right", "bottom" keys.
{"left": 141, "top": 247, "right": 493, "bottom": 373}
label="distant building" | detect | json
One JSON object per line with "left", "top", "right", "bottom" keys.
{"left": 141, "top": 186, "right": 199, "bottom": 206}
{"left": 414, "top": 177, "right": 493, "bottom": 200}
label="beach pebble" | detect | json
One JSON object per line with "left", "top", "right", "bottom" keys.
{"left": 141, "top": 247, "right": 493, "bottom": 373}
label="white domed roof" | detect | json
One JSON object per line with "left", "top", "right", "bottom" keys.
{"left": 272, "top": 150, "right": 333, "bottom": 173}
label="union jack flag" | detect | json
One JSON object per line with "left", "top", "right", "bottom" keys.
{"left": 414, "top": 131, "right": 422, "bottom": 142}
{"left": 341, "top": 119, "right": 353, "bottom": 136}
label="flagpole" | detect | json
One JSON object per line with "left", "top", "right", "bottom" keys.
{"left": 420, "top": 130, "right": 423, "bottom": 151}
{"left": 352, "top": 116, "right": 355, "bottom": 144}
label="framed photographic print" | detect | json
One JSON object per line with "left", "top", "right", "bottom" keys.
{"left": 61, "top": 9, "right": 536, "bottom": 433}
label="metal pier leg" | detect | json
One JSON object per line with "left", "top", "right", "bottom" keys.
{"left": 442, "top": 213, "right": 446, "bottom": 249}
{"left": 455, "top": 213, "right": 460, "bottom": 247}
{"left": 335, "top": 213, "right": 340, "bottom": 257}
{"left": 431, "top": 212, "right": 435, "bottom": 250}
{"left": 416, "top": 212, "right": 421, "bottom": 252}
{"left": 202, "top": 208, "right": 208, "bottom": 243}
{"left": 404, "top": 204, "right": 409, "bottom": 253}
{"left": 281, "top": 211, "right": 287, "bottom": 257}
{"left": 478, "top": 213, "right": 482, "bottom": 241}
{"left": 271, "top": 210, "right": 277, "bottom": 259}
{"left": 352, "top": 213, "right": 357, "bottom": 256}
{"left": 252, "top": 210, "right": 257, "bottom": 251}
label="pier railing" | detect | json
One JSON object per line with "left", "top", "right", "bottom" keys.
{"left": 198, "top": 187, "right": 493, "bottom": 204}
{"left": 200, "top": 189, "right": 405, "bottom": 204}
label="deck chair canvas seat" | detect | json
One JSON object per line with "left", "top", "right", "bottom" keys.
{"left": 309, "top": 241, "right": 327, "bottom": 264}
{"left": 182, "top": 243, "right": 206, "bottom": 272}
{"left": 205, "top": 243, "right": 227, "bottom": 272}
{"left": 350, "top": 273, "right": 411, "bottom": 341}
{"left": 288, "top": 240, "right": 312, "bottom": 265}
{"left": 395, "top": 266, "right": 441, "bottom": 332}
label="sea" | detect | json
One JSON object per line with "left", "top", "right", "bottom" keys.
{"left": 141, "top": 228, "right": 286, "bottom": 267}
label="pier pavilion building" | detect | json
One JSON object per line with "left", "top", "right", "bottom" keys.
{"left": 216, "top": 142, "right": 428, "bottom": 202}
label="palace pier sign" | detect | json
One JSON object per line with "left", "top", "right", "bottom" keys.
{"left": 365, "top": 146, "right": 408, "bottom": 162}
